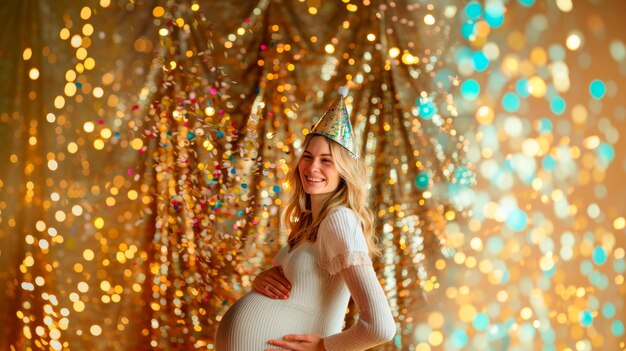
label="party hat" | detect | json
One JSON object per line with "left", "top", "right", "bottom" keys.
{"left": 309, "top": 86, "right": 359, "bottom": 158}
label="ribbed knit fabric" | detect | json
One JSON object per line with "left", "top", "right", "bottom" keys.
{"left": 215, "top": 207, "right": 395, "bottom": 351}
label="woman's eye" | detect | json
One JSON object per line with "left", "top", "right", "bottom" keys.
{"left": 302, "top": 155, "right": 312, "bottom": 159}
{"left": 322, "top": 159, "right": 332, "bottom": 164}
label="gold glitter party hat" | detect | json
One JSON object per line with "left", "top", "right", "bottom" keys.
{"left": 310, "top": 86, "right": 359, "bottom": 158}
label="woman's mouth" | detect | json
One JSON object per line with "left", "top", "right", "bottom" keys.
{"left": 305, "top": 175, "right": 325, "bottom": 183}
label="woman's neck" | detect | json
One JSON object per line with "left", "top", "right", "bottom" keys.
{"left": 309, "top": 193, "right": 332, "bottom": 222}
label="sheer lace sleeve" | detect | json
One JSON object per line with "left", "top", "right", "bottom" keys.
{"left": 317, "top": 208, "right": 372, "bottom": 275}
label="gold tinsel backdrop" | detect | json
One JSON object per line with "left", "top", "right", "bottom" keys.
{"left": 0, "top": 0, "right": 624, "bottom": 350}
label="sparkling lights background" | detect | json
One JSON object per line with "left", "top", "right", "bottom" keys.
{"left": 0, "top": 0, "right": 624, "bottom": 350}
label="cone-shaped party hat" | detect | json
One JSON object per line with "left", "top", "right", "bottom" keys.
{"left": 309, "top": 86, "right": 359, "bottom": 158}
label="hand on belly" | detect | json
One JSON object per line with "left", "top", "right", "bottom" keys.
{"left": 266, "top": 334, "right": 326, "bottom": 351}
{"left": 252, "top": 265, "right": 291, "bottom": 299}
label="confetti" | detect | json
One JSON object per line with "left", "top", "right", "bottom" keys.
{"left": 1, "top": 0, "right": 624, "bottom": 350}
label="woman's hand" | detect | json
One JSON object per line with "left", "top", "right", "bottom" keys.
{"left": 252, "top": 266, "right": 291, "bottom": 299}
{"left": 266, "top": 334, "right": 326, "bottom": 351}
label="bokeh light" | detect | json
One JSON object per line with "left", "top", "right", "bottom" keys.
{"left": 1, "top": 1, "right": 624, "bottom": 351}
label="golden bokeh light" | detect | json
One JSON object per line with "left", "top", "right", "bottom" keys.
{"left": 2, "top": 1, "right": 624, "bottom": 350}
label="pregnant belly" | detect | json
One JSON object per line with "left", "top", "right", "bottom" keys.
{"left": 215, "top": 291, "right": 315, "bottom": 351}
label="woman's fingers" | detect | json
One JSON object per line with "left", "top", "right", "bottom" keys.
{"left": 266, "top": 334, "right": 322, "bottom": 351}
{"left": 264, "top": 281, "right": 288, "bottom": 299}
{"left": 253, "top": 266, "right": 292, "bottom": 299}
{"left": 265, "top": 276, "right": 290, "bottom": 296}
{"left": 256, "top": 278, "right": 278, "bottom": 297}
{"left": 253, "top": 278, "right": 274, "bottom": 297}
{"left": 261, "top": 266, "right": 289, "bottom": 283}
{"left": 264, "top": 284, "right": 283, "bottom": 299}
{"left": 261, "top": 267, "right": 291, "bottom": 293}
{"left": 286, "top": 334, "right": 314, "bottom": 342}
{"left": 254, "top": 277, "right": 287, "bottom": 299}
{"left": 265, "top": 339, "right": 299, "bottom": 351}
{"left": 268, "top": 266, "right": 291, "bottom": 289}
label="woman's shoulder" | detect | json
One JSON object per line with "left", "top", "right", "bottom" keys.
{"left": 317, "top": 207, "right": 368, "bottom": 259}
{"left": 320, "top": 206, "right": 360, "bottom": 229}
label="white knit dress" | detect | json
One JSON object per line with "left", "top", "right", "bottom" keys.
{"left": 215, "top": 207, "right": 396, "bottom": 350}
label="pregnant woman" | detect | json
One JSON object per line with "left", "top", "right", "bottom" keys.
{"left": 215, "top": 88, "right": 395, "bottom": 350}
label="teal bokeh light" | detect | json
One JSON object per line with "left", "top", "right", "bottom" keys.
{"left": 580, "top": 259, "right": 593, "bottom": 275}
{"left": 472, "top": 51, "right": 489, "bottom": 71}
{"left": 465, "top": 1, "right": 483, "bottom": 20}
{"left": 542, "top": 155, "right": 556, "bottom": 171}
{"left": 592, "top": 246, "right": 607, "bottom": 265}
{"left": 461, "top": 79, "right": 481, "bottom": 101}
{"left": 505, "top": 208, "right": 528, "bottom": 232}
{"left": 589, "top": 79, "right": 606, "bottom": 99}
{"left": 516, "top": 78, "right": 530, "bottom": 97}
{"left": 603, "top": 303, "right": 616, "bottom": 318}
{"left": 473, "top": 312, "right": 490, "bottom": 331}
{"left": 414, "top": 172, "right": 429, "bottom": 189}
{"left": 462, "top": 21, "right": 476, "bottom": 40}
{"left": 502, "top": 92, "right": 520, "bottom": 112}
{"left": 537, "top": 117, "right": 553, "bottom": 134}
{"left": 612, "top": 320, "right": 625, "bottom": 336}
{"left": 485, "top": 1, "right": 505, "bottom": 28}
{"left": 597, "top": 143, "right": 615, "bottom": 161}
{"left": 589, "top": 271, "right": 609, "bottom": 290}
{"left": 416, "top": 98, "right": 437, "bottom": 120}
{"left": 451, "top": 329, "right": 468, "bottom": 347}
{"left": 579, "top": 310, "right": 593, "bottom": 327}
{"left": 550, "top": 96, "right": 566, "bottom": 115}
{"left": 485, "top": 13, "right": 504, "bottom": 28}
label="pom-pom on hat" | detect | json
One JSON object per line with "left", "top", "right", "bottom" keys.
{"left": 309, "top": 86, "right": 359, "bottom": 158}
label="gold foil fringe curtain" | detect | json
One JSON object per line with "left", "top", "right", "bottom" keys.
{"left": 145, "top": 2, "right": 460, "bottom": 347}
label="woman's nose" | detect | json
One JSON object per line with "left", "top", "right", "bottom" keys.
{"left": 306, "top": 164, "right": 318, "bottom": 172}
{"left": 309, "top": 159, "right": 322, "bottom": 170}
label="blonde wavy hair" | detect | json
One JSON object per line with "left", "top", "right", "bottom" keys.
{"left": 282, "top": 134, "right": 380, "bottom": 257}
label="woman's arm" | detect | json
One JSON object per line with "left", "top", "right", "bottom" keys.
{"left": 322, "top": 264, "right": 396, "bottom": 350}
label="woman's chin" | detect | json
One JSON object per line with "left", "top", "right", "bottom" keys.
{"left": 303, "top": 183, "right": 324, "bottom": 193}
{"left": 304, "top": 189, "right": 334, "bottom": 198}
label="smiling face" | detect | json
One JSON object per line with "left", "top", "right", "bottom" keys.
{"left": 298, "top": 135, "right": 342, "bottom": 199}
